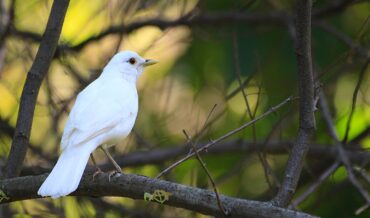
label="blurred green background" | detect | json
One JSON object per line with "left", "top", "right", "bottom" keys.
{"left": 0, "top": 0, "right": 369, "bottom": 217}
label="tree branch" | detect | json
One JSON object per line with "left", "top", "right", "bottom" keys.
{"left": 272, "top": 0, "right": 315, "bottom": 207}
{"left": 351, "top": 126, "right": 370, "bottom": 144}
{"left": 183, "top": 130, "right": 228, "bottom": 215}
{"left": 312, "top": 0, "right": 363, "bottom": 18}
{"left": 9, "top": 8, "right": 368, "bottom": 58}
{"left": 319, "top": 92, "right": 370, "bottom": 212}
{"left": 9, "top": 11, "right": 288, "bottom": 54}
{"left": 4, "top": 0, "right": 70, "bottom": 178}
{"left": 289, "top": 161, "right": 340, "bottom": 208}
{"left": 342, "top": 61, "right": 369, "bottom": 144}
{"left": 156, "top": 97, "right": 292, "bottom": 178}
{"left": 0, "top": 0, "right": 14, "bottom": 47}
{"left": 0, "top": 173, "right": 316, "bottom": 218}
{"left": 314, "top": 21, "right": 369, "bottom": 60}
{"left": 20, "top": 140, "right": 370, "bottom": 177}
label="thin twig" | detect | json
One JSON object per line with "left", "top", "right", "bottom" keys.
{"left": 289, "top": 161, "right": 340, "bottom": 208}
{"left": 232, "top": 31, "right": 253, "bottom": 118}
{"left": 213, "top": 155, "right": 253, "bottom": 186}
{"left": 354, "top": 167, "right": 370, "bottom": 186}
{"left": 313, "top": 0, "right": 364, "bottom": 18}
{"left": 185, "top": 104, "right": 218, "bottom": 157}
{"left": 353, "top": 166, "right": 370, "bottom": 215}
{"left": 232, "top": 31, "right": 275, "bottom": 191}
{"left": 356, "top": 204, "right": 370, "bottom": 216}
{"left": 10, "top": 2, "right": 365, "bottom": 55}
{"left": 226, "top": 75, "right": 255, "bottom": 101}
{"left": 156, "top": 96, "right": 292, "bottom": 179}
{"left": 194, "top": 103, "right": 218, "bottom": 144}
{"left": 193, "top": 75, "right": 256, "bottom": 143}
{"left": 342, "top": 61, "right": 369, "bottom": 144}
{"left": 350, "top": 126, "right": 370, "bottom": 144}
{"left": 314, "top": 21, "right": 369, "bottom": 60}
{"left": 183, "top": 130, "right": 229, "bottom": 216}
{"left": 319, "top": 92, "right": 370, "bottom": 214}
{"left": 0, "top": 0, "right": 15, "bottom": 47}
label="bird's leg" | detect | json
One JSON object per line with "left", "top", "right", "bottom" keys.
{"left": 100, "top": 146, "right": 122, "bottom": 181}
{"left": 90, "top": 153, "right": 98, "bottom": 168}
{"left": 90, "top": 153, "right": 103, "bottom": 180}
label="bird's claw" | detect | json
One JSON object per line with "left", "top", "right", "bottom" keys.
{"left": 108, "top": 170, "right": 123, "bottom": 182}
{"left": 92, "top": 168, "right": 103, "bottom": 181}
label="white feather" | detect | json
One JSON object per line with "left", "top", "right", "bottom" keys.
{"left": 37, "top": 142, "right": 95, "bottom": 198}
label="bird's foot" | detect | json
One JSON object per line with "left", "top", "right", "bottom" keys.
{"left": 92, "top": 167, "right": 103, "bottom": 181}
{"left": 108, "top": 169, "right": 123, "bottom": 182}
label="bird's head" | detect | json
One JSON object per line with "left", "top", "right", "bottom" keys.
{"left": 105, "top": 50, "right": 158, "bottom": 80}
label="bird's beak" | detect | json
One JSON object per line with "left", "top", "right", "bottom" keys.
{"left": 143, "top": 59, "right": 158, "bottom": 67}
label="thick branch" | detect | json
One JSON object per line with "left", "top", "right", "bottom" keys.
{"left": 0, "top": 173, "right": 316, "bottom": 218}
{"left": 4, "top": 0, "right": 70, "bottom": 178}
{"left": 272, "top": 0, "right": 315, "bottom": 207}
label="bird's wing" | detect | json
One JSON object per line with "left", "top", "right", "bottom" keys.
{"left": 61, "top": 78, "right": 135, "bottom": 150}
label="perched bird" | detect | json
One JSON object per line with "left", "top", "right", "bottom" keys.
{"left": 38, "top": 51, "right": 157, "bottom": 198}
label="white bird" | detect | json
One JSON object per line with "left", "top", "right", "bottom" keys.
{"left": 38, "top": 51, "right": 157, "bottom": 198}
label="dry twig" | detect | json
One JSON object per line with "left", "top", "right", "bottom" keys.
{"left": 156, "top": 96, "right": 292, "bottom": 179}
{"left": 319, "top": 92, "right": 370, "bottom": 214}
{"left": 342, "top": 61, "right": 369, "bottom": 144}
{"left": 289, "top": 161, "right": 340, "bottom": 208}
{"left": 183, "top": 130, "right": 229, "bottom": 216}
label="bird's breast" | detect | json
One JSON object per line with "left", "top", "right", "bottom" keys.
{"left": 101, "top": 82, "right": 138, "bottom": 146}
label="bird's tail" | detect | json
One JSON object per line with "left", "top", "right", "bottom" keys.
{"left": 38, "top": 144, "right": 94, "bottom": 198}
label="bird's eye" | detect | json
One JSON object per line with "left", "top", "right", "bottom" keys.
{"left": 128, "top": 58, "right": 136, "bottom": 65}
